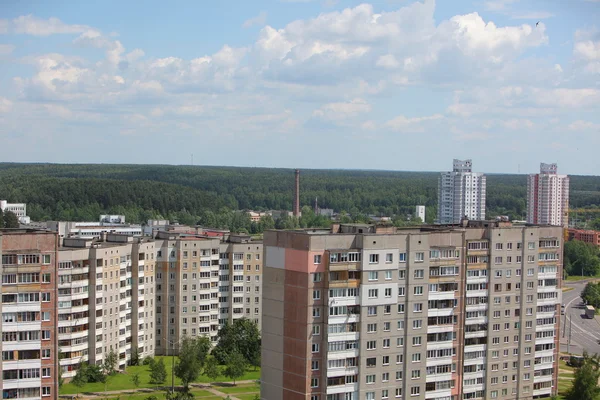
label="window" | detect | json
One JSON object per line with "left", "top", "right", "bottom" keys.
{"left": 383, "top": 339, "right": 390, "bottom": 348}
{"left": 410, "top": 387, "right": 420, "bottom": 396}
{"left": 312, "top": 273, "right": 322, "bottom": 282}
{"left": 366, "top": 375, "right": 376, "bottom": 384}
{"left": 368, "top": 271, "right": 378, "bottom": 281}
{"left": 42, "top": 368, "right": 51, "bottom": 378}
{"left": 385, "top": 288, "right": 392, "bottom": 297}
{"left": 310, "top": 378, "right": 319, "bottom": 388}
{"left": 414, "top": 286, "right": 423, "bottom": 295}
{"left": 313, "top": 308, "right": 320, "bottom": 318}
{"left": 313, "top": 290, "right": 320, "bottom": 300}
{"left": 42, "top": 273, "right": 51, "bottom": 283}
{"left": 311, "top": 343, "right": 319, "bottom": 353}
{"left": 385, "top": 270, "right": 392, "bottom": 280}
{"left": 314, "top": 255, "right": 322, "bottom": 264}
{"left": 312, "top": 325, "right": 320, "bottom": 335}
{"left": 42, "top": 387, "right": 51, "bottom": 397}
{"left": 413, "top": 303, "right": 422, "bottom": 312}
{"left": 367, "top": 340, "right": 377, "bottom": 350}
{"left": 412, "top": 320, "right": 422, "bottom": 329}
{"left": 414, "top": 269, "right": 424, "bottom": 278}
{"left": 368, "top": 306, "right": 377, "bottom": 316}
{"left": 368, "top": 289, "right": 379, "bottom": 298}
{"left": 398, "top": 304, "right": 405, "bottom": 313}
{"left": 369, "top": 254, "right": 379, "bottom": 264}
{"left": 528, "top": 242, "right": 535, "bottom": 249}
{"left": 386, "top": 253, "right": 393, "bottom": 263}
{"left": 398, "top": 287, "right": 405, "bottom": 296}
{"left": 311, "top": 360, "right": 319, "bottom": 370}
{"left": 415, "top": 252, "right": 424, "bottom": 262}
{"left": 412, "top": 336, "right": 422, "bottom": 346}
{"left": 367, "top": 323, "right": 377, "bottom": 333}
{"left": 42, "top": 349, "right": 50, "bottom": 358}
{"left": 411, "top": 370, "right": 420, "bottom": 379}
{"left": 399, "top": 252, "right": 407, "bottom": 262}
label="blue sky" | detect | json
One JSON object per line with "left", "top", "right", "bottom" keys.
{"left": 0, "top": 0, "right": 599, "bottom": 174}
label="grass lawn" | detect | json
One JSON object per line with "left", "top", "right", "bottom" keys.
{"left": 237, "top": 394, "right": 260, "bottom": 400}
{"left": 216, "top": 384, "right": 258, "bottom": 394}
{"left": 60, "top": 356, "right": 260, "bottom": 395}
{"left": 565, "top": 273, "right": 600, "bottom": 282}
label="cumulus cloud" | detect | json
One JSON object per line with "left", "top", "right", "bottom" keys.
{"left": 11, "top": 15, "right": 89, "bottom": 36}
{"left": 243, "top": 11, "right": 267, "bottom": 28}
{"left": 386, "top": 113, "right": 443, "bottom": 131}
{"left": 0, "top": 97, "right": 13, "bottom": 113}
{"left": 312, "top": 98, "right": 371, "bottom": 120}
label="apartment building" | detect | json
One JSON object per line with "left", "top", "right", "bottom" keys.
{"left": 0, "top": 200, "right": 30, "bottom": 224}
{"left": 437, "top": 160, "right": 486, "bottom": 225}
{"left": 154, "top": 232, "right": 262, "bottom": 355}
{"left": 527, "top": 163, "right": 570, "bottom": 228}
{"left": 261, "top": 221, "right": 562, "bottom": 400}
{"left": 1, "top": 229, "right": 59, "bottom": 400}
{"left": 567, "top": 228, "right": 600, "bottom": 246}
{"left": 57, "top": 234, "right": 156, "bottom": 379}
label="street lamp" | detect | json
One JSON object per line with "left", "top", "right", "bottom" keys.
{"left": 163, "top": 337, "right": 181, "bottom": 394}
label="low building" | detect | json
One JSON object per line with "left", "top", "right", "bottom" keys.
{"left": 0, "top": 200, "right": 30, "bottom": 224}
{"left": 46, "top": 221, "right": 143, "bottom": 239}
{"left": 567, "top": 228, "right": 600, "bottom": 246}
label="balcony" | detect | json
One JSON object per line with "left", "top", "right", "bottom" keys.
{"left": 326, "top": 382, "right": 358, "bottom": 395}
{"left": 428, "top": 291, "right": 456, "bottom": 301}
{"left": 326, "top": 366, "right": 358, "bottom": 378}
{"left": 327, "top": 332, "right": 359, "bottom": 343}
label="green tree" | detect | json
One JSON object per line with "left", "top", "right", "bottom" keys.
{"left": 223, "top": 351, "right": 246, "bottom": 385}
{"left": 203, "top": 356, "right": 221, "bottom": 382}
{"left": 212, "top": 319, "right": 261, "bottom": 368}
{"left": 130, "top": 348, "right": 140, "bottom": 366}
{"left": 174, "top": 336, "right": 211, "bottom": 390}
{"left": 3, "top": 211, "right": 19, "bottom": 228}
{"left": 0, "top": 209, "right": 4, "bottom": 228}
{"left": 102, "top": 349, "right": 118, "bottom": 394}
{"left": 566, "top": 353, "right": 600, "bottom": 400}
{"left": 582, "top": 283, "right": 600, "bottom": 308}
{"left": 150, "top": 358, "right": 167, "bottom": 385}
{"left": 565, "top": 240, "right": 600, "bottom": 277}
{"left": 72, "top": 363, "right": 89, "bottom": 398}
{"left": 131, "top": 372, "right": 140, "bottom": 388}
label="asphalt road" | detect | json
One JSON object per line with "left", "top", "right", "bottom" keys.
{"left": 560, "top": 280, "right": 600, "bottom": 356}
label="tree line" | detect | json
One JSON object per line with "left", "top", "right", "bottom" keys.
{"left": 1, "top": 163, "right": 600, "bottom": 229}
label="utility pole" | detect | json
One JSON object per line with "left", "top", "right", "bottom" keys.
{"left": 567, "top": 316, "right": 572, "bottom": 354}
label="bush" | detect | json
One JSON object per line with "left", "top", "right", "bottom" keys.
{"left": 143, "top": 356, "right": 155, "bottom": 366}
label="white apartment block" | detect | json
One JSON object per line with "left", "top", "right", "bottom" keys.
{"left": 437, "top": 160, "right": 486, "bottom": 224}
{"left": 1, "top": 200, "right": 30, "bottom": 224}
{"left": 46, "top": 221, "right": 143, "bottom": 239}
{"left": 154, "top": 231, "right": 262, "bottom": 355}
{"left": 416, "top": 206, "right": 426, "bottom": 223}
{"left": 527, "top": 163, "right": 570, "bottom": 228}
{"left": 57, "top": 235, "right": 156, "bottom": 378}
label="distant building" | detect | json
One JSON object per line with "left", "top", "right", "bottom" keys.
{"left": 46, "top": 220, "right": 143, "bottom": 239}
{"left": 567, "top": 228, "right": 600, "bottom": 246}
{"left": 143, "top": 219, "right": 171, "bottom": 237}
{"left": 0, "top": 200, "right": 30, "bottom": 224}
{"left": 527, "top": 163, "right": 569, "bottom": 227}
{"left": 318, "top": 208, "right": 334, "bottom": 218}
{"left": 247, "top": 211, "right": 268, "bottom": 222}
{"left": 437, "top": 159, "right": 486, "bottom": 224}
{"left": 415, "top": 205, "right": 425, "bottom": 222}
{"left": 99, "top": 214, "right": 126, "bottom": 224}
{"left": 269, "top": 210, "right": 295, "bottom": 220}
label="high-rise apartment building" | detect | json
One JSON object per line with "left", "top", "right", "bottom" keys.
{"left": 261, "top": 221, "right": 562, "bottom": 400}
{"left": 56, "top": 234, "right": 156, "bottom": 378}
{"left": 527, "top": 163, "right": 569, "bottom": 228}
{"left": 1, "top": 229, "right": 59, "bottom": 400}
{"left": 437, "top": 160, "right": 486, "bottom": 224}
{"left": 154, "top": 232, "right": 262, "bottom": 355}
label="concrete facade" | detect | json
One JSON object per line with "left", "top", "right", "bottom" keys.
{"left": 437, "top": 160, "right": 486, "bottom": 224}
{"left": 527, "top": 163, "right": 569, "bottom": 228}
{"left": 1, "top": 229, "right": 59, "bottom": 400}
{"left": 154, "top": 232, "right": 262, "bottom": 355}
{"left": 261, "top": 221, "right": 562, "bottom": 400}
{"left": 56, "top": 235, "right": 156, "bottom": 378}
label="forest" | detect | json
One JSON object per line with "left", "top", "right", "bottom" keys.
{"left": 1, "top": 163, "right": 600, "bottom": 231}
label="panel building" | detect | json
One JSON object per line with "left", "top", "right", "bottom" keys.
{"left": 261, "top": 221, "right": 561, "bottom": 400}
{"left": 1, "top": 229, "right": 59, "bottom": 400}
{"left": 437, "top": 160, "right": 486, "bottom": 224}
{"left": 527, "top": 163, "right": 570, "bottom": 228}
{"left": 154, "top": 232, "right": 263, "bottom": 355}
{"left": 56, "top": 235, "right": 156, "bottom": 378}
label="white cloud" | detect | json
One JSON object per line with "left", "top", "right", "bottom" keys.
{"left": 12, "top": 15, "right": 89, "bottom": 36}
{"left": 568, "top": 120, "right": 600, "bottom": 131}
{"left": 312, "top": 98, "right": 371, "bottom": 120}
{"left": 376, "top": 54, "right": 400, "bottom": 69}
{"left": 243, "top": 11, "right": 267, "bottom": 28}
{"left": 0, "top": 97, "right": 13, "bottom": 113}
{"left": 0, "top": 44, "right": 14, "bottom": 55}
{"left": 386, "top": 113, "right": 443, "bottom": 131}
{"left": 503, "top": 118, "right": 533, "bottom": 130}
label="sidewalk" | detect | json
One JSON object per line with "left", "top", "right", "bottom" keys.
{"left": 60, "top": 380, "right": 258, "bottom": 400}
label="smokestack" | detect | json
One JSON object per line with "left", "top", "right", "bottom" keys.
{"left": 293, "top": 169, "right": 300, "bottom": 217}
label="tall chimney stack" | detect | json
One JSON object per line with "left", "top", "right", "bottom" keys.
{"left": 293, "top": 169, "right": 300, "bottom": 217}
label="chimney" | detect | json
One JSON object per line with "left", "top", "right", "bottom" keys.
{"left": 293, "top": 169, "right": 300, "bottom": 217}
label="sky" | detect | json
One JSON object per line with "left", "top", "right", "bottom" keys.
{"left": 0, "top": 0, "right": 599, "bottom": 175}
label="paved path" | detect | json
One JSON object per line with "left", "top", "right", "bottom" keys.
{"left": 61, "top": 380, "right": 258, "bottom": 400}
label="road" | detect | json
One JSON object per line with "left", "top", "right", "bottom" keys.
{"left": 560, "top": 280, "right": 600, "bottom": 356}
